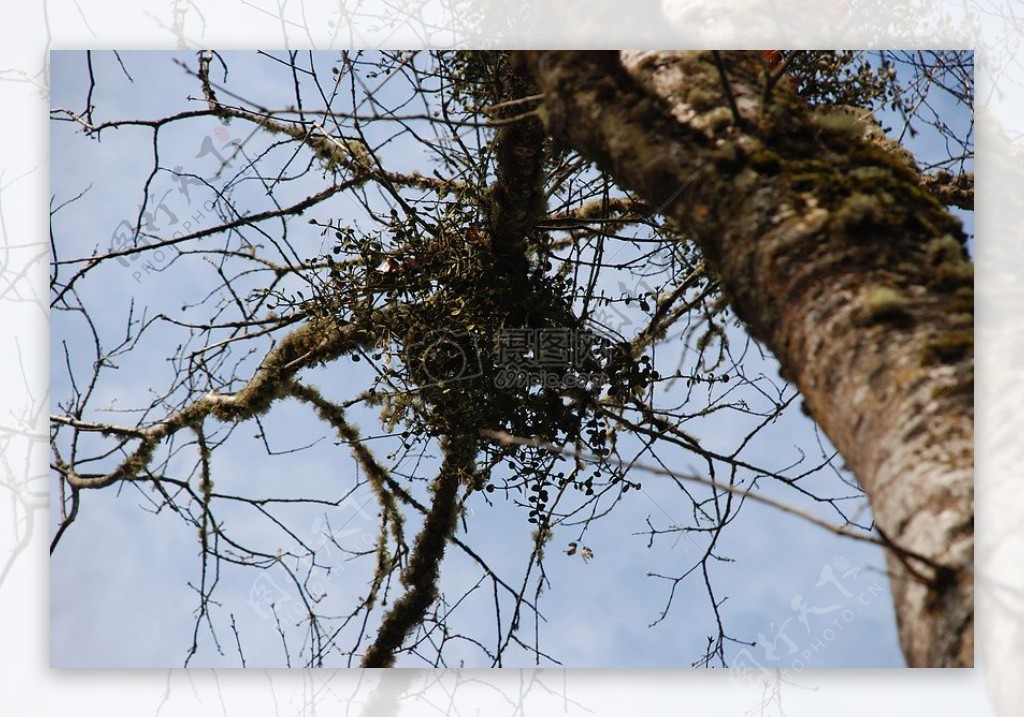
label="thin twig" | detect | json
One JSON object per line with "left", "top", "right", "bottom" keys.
{"left": 480, "top": 428, "right": 945, "bottom": 580}
{"left": 711, "top": 51, "right": 744, "bottom": 127}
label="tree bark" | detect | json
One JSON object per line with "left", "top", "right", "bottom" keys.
{"left": 523, "top": 50, "right": 973, "bottom": 667}
{"left": 360, "top": 436, "right": 476, "bottom": 667}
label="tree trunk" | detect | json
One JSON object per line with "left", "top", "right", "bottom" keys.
{"left": 523, "top": 50, "right": 973, "bottom": 667}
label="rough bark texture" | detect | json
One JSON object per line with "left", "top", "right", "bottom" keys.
{"left": 360, "top": 436, "right": 475, "bottom": 667}
{"left": 486, "top": 53, "right": 548, "bottom": 327}
{"left": 523, "top": 50, "right": 973, "bottom": 667}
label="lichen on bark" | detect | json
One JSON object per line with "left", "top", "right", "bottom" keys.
{"left": 522, "top": 49, "right": 973, "bottom": 667}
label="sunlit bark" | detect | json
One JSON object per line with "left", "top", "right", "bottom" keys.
{"left": 525, "top": 50, "right": 973, "bottom": 667}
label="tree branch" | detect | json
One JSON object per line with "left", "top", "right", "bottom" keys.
{"left": 360, "top": 435, "right": 475, "bottom": 667}
{"left": 522, "top": 49, "right": 973, "bottom": 666}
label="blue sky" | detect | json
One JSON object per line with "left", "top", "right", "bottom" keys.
{"left": 48, "top": 50, "right": 969, "bottom": 670}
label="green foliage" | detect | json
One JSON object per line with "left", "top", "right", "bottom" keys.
{"left": 296, "top": 187, "right": 657, "bottom": 528}
{"left": 49, "top": 48, "right": 976, "bottom": 670}
{"left": 785, "top": 51, "right": 900, "bottom": 110}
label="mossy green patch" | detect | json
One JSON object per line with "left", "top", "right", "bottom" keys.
{"left": 749, "top": 149, "right": 782, "bottom": 174}
{"left": 921, "top": 330, "right": 973, "bottom": 365}
{"left": 856, "top": 285, "right": 913, "bottom": 326}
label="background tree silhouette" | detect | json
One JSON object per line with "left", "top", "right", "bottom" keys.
{"left": 50, "top": 50, "right": 972, "bottom": 668}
